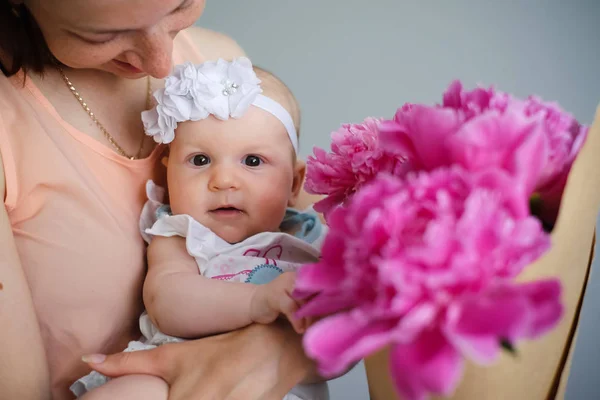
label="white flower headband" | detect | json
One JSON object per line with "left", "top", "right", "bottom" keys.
{"left": 141, "top": 57, "right": 298, "bottom": 154}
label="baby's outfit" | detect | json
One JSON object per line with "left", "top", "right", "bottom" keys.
{"left": 71, "top": 181, "right": 329, "bottom": 400}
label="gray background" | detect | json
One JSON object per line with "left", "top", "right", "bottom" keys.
{"left": 197, "top": 1, "right": 600, "bottom": 399}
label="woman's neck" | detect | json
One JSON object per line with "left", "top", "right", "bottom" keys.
{"left": 26, "top": 64, "right": 160, "bottom": 159}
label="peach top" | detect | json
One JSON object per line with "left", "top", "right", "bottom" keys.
{"left": 0, "top": 31, "right": 203, "bottom": 399}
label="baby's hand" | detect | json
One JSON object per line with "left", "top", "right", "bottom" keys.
{"left": 250, "top": 272, "right": 308, "bottom": 334}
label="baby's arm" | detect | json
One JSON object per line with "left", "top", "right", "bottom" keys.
{"left": 143, "top": 236, "right": 306, "bottom": 338}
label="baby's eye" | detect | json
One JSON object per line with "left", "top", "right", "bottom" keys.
{"left": 190, "top": 154, "right": 210, "bottom": 166}
{"left": 243, "top": 155, "right": 262, "bottom": 167}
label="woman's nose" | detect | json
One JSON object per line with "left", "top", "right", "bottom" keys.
{"left": 135, "top": 26, "right": 174, "bottom": 78}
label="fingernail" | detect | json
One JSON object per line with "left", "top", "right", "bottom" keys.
{"left": 82, "top": 354, "right": 107, "bottom": 364}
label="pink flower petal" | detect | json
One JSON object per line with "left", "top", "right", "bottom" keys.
{"left": 312, "top": 195, "right": 345, "bottom": 219}
{"left": 380, "top": 105, "right": 462, "bottom": 170}
{"left": 441, "top": 80, "right": 464, "bottom": 110}
{"left": 519, "top": 279, "right": 564, "bottom": 338}
{"left": 303, "top": 312, "right": 397, "bottom": 377}
{"left": 444, "top": 280, "right": 563, "bottom": 364}
{"left": 390, "top": 329, "right": 463, "bottom": 400}
{"left": 294, "top": 292, "right": 358, "bottom": 318}
{"left": 304, "top": 118, "right": 405, "bottom": 219}
{"left": 449, "top": 109, "right": 549, "bottom": 197}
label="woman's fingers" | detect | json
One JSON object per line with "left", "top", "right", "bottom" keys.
{"left": 83, "top": 345, "right": 173, "bottom": 381}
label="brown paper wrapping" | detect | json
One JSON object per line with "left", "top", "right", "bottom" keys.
{"left": 365, "top": 104, "right": 600, "bottom": 400}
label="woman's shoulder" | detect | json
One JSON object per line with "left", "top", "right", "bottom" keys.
{"left": 181, "top": 26, "right": 247, "bottom": 61}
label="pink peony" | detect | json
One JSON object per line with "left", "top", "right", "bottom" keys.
{"left": 521, "top": 97, "right": 589, "bottom": 225}
{"left": 378, "top": 80, "right": 588, "bottom": 228}
{"left": 441, "top": 80, "right": 512, "bottom": 119}
{"left": 388, "top": 279, "right": 561, "bottom": 400}
{"left": 379, "top": 103, "right": 549, "bottom": 218}
{"left": 295, "top": 168, "right": 560, "bottom": 400}
{"left": 377, "top": 103, "right": 461, "bottom": 172}
{"left": 305, "top": 80, "right": 587, "bottom": 228}
{"left": 441, "top": 81, "right": 588, "bottom": 226}
{"left": 305, "top": 118, "right": 407, "bottom": 218}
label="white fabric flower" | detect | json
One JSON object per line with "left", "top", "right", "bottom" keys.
{"left": 141, "top": 57, "right": 263, "bottom": 143}
{"left": 141, "top": 108, "right": 175, "bottom": 144}
{"left": 165, "top": 62, "right": 210, "bottom": 121}
{"left": 195, "top": 57, "right": 263, "bottom": 120}
{"left": 164, "top": 61, "right": 198, "bottom": 96}
{"left": 142, "top": 89, "right": 181, "bottom": 143}
{"left": 226, "top": 57, "right": 263, "bottom": 118}
{"left": 157, "top": 88, "right": 192, "bottom": 121}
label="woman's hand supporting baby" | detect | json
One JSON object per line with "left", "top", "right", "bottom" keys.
{"left": 84, "top": 321, "right": 319, "bottom": 400}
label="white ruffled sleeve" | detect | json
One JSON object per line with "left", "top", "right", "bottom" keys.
{"left": 146, "top": 213, "right": 231, "bottom": 269}
{"left": 139, "top": 180, "right": 166, "bottom": 244}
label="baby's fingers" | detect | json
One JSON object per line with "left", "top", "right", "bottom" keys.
{"left": 288, "top": 315, "right": 309, "bottom": 334}
{"left": 279, "top": 294, "right": 306, "bottom": 334}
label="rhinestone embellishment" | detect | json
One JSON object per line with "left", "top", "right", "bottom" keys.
{"left": 221, "top": 79, "right": 239, "bottom": 96}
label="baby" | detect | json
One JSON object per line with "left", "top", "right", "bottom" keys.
{"left": 71, "top": 58, "right": 329, "bottom": 400}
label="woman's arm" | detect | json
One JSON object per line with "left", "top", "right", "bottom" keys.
{"left": 0, "top": 152, "right": 51, "bottom": 399}
{"left": 86, "top": 320, "right": 319, "bottom": 400}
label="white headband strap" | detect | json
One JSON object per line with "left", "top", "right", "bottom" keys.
{"left": 252, "top": 94, "right": 298, "bottom": 153}
{"left": 141, "top": 58, "right": 299, "bottom": 154}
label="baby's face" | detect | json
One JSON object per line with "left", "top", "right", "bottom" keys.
{"left": 167, "top": 106, "right": 303, "bottom": 244}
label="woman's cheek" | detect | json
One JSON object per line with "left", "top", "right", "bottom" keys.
{"left": 48, "top": 38, "right": 123, "bottom": 68}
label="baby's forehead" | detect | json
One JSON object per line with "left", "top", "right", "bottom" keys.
{"left": 253, "top": 68, "right": 299, "bottom": 129}
{"left": 174, "top": 110, "right": 294, "bottom": 152}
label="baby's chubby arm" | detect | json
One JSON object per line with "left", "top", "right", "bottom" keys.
{"left": 143, "top": 235, "right": 307, "bottom": 338}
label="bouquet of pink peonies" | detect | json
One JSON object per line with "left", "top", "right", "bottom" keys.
{"left": 294, "top": 81, "right": 589, "bottom": 400}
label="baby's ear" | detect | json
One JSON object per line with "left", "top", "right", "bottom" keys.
{"left": 288, "top": 159, "right": 306, "bottom": 208}
{"left": 161, "top": 147, "right": 171, "bottom": 168}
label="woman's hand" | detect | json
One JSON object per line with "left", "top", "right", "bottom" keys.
{"left": 84, "top": 321, "right": 318, "bottom": 400}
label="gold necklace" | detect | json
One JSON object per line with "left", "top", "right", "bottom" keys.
{"left": 57, "top": 67, "right": 152, "bottom": 160}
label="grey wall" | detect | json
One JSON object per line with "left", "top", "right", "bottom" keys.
{"left": 196, "top": 2, "right": 600, "bottom": 399}
{"left": 198, "top": 0, "right": 600, "bottom": 161}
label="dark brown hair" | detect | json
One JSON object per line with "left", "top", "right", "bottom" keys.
{"left": 0, "top": 1, "right": 53, "bottom": 76}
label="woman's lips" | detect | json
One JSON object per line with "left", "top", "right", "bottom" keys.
{"left": 113, "top": 59, "right": 143, "bottom": 74}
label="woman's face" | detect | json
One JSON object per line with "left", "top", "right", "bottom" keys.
{"left": 24, "top": 0, "right": 205, "bottom": 78}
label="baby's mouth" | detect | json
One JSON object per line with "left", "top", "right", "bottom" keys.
{"left": 209, "top": 206, "right": 245, "bottom": 217}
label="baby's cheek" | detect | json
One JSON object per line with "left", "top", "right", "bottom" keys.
{"left": 253, "top": 189, "right": 289, "bottom": 229}
{"left": 172, "top": 190, "right": 206, "bottom": 221}
{"left": 170, "top": 192, "right": 193, "bottom": 214}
